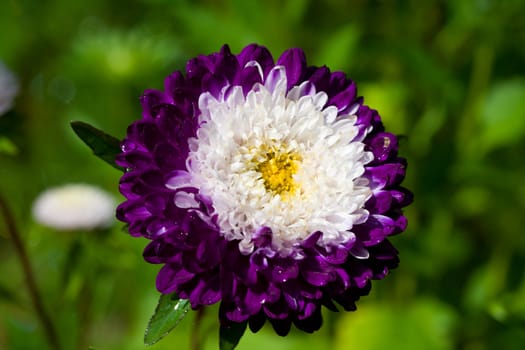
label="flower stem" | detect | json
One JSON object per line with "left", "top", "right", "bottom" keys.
{"left": 0, "top": 193, "right": 62, "bottom": 350}
{"left": 190, "top": 307, "right": 206, "bottom": 350}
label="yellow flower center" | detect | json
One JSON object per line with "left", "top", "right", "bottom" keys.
{"left": 255, "top": 147, "right": 301, "bottom": 196}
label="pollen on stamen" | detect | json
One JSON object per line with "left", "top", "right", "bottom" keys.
{"left": 255, "top": 148, "right": 301, "bottom": 196}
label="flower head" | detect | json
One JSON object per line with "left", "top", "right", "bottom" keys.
{"left": 0, "top": 61, "right": 19, "bottom": 116}
{"left": 117, "top": 45, "right": 412, "bottom": 335}
{"left": 33, "top": 184, "right": 116, "bottom": 231}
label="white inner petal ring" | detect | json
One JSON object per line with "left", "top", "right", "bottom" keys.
{"left": 176, "top": 65, "right": 373, "bottom": 256}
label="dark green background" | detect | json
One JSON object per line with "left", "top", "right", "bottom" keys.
{"left": 1, "top": 0, "right": 525, "bottom": 349}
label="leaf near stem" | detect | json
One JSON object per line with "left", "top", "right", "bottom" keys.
{"left": 70, "top": 121, "right": 123, "bottom": 171}
{"left": 144, "top": 293, "right": 191, "bottom": 346}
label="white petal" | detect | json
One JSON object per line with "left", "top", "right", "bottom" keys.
{"left": 174, "top": 191, "right": 199, "bottom": 208}
{"left": 264, "top": 66, "right": 287, "bottom": 94}
{"left": 244, "top": 60, "right": 264, "bottom": 81}
{"left": 350, "top": 244, "right": 370, "bottom": 259}
{"left": 165, "top": 171, "right": 193, "bottom": 190}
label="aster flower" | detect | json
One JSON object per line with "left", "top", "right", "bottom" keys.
{"left": 33, "top": 183, "right": 116, "bottom": 231}
{"left": 0, "top": 61, "right": 19, "bottom": 116}
{"left": 116, "top": 44, "right": 412, "bottom": 336}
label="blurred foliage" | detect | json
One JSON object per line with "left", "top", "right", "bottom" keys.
{"left": 1, "top": 0, "right": 525, "bottom": 349}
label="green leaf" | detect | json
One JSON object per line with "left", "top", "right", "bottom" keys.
{"left": 70, "top": 121, "right": 123, "bottom": 171}
{"left": 144, "top": 293, "right": 191, "bottom": 346}
{"left": 219, "top": 321, "right": 247, "bottom": 350}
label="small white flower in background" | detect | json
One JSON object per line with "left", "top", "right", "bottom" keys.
{"left": 32, "top": 184, "right": 116, "bottom": 231}
{"left": 0, "top": 61, "right": 19, "bottom": 116}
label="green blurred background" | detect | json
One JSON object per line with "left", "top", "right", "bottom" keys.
{"left": 1, "top": 0, "right": 525, "bottom": 349}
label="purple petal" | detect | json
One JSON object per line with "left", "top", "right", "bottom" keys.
{"left": 243, "top": 288, "right": 265, "bottom": 314}
{"left": 263, "top": 297, "right": 289, "bottom": 320}
{"left": 252, "top": 226, "right": 272, "bottom": 248}
{"left": 367, "top": 132, "right": 398, "bottom": 163}
{"left": 248, "top": 312, "right": 266, "bottom": 333}
{"left": 320, "top": 245, "right": 349, "bottom": 264}
{"left": 237, "top": 44, "right": 274, "bottom": 73}
{"left": 269, "top": 318, "right": 292, "bottom": 336}
{"left": 297, "top": 301, "right": 319, "bottom": 321}
{"left": 271, "top": 260, "right": 299, "bottom": 283}
{"left": 156, "top": 264, "right": 195, "bottom": 293}
{"left": 276, "top": 48, "right": 306, "bottom": 89}
{"left": 366, "top": 190, "right": 393, "bottom": 214}
{"left": 327, "top": 82, "right": 357, "bottom": 111}
{"left": 365, "top": 160, "right": 407, "bottom": 189}
{"left": 301, "top": 231, "right": 322, "bottom": 248}
{"left": 140, "top": 89, "right": 170, "bottom": 119}
{"left": 301, "top": 257, "right": 332, "bottom": 286}
{"left": 305, "top": 66, "right": 331, "bottom": 91}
